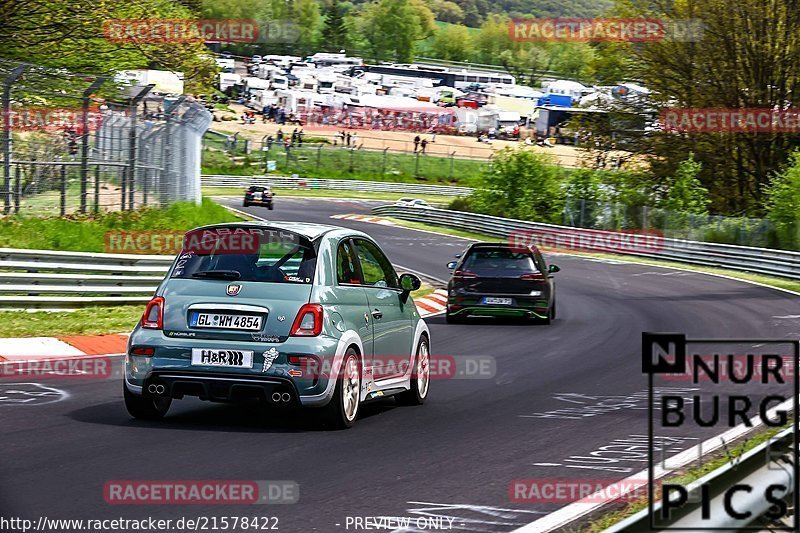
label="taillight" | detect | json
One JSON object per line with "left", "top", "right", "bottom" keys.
{"left": 453, "top": 270, "right": 477, "bottom": 279}
{"left": 130, "top": 346, "right": 155, "bottom": 356}
{"left": 141, "top": 296, "right": 164, "bottom": 329}
{"left": 520, "top": 273, "right": 545, "bottom": 281}
{"left": 290, "top": 304, "right": 323, "bottom": 336}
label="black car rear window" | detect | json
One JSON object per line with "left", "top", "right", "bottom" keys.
{"left": 170, "top": 228, "right": 317, "bottom": 284}
{"left": 462, "top": 249, "right": 538, "bottom": 274}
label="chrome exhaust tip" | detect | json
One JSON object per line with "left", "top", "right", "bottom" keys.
{"left": 281, "top": 392, "right": 290, "bottom": 402}
{"left": 271, "top": 392, "right": 282, "bottom": 402}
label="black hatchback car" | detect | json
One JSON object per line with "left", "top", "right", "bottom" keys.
{"left": 445, "top": 242, "right": 559, "bottom": 324}
{"left": 243, "top": 186, "right": 274, "bottom": 209}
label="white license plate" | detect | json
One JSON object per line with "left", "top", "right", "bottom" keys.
{"left": 190, "top": 312, "right": 263, "bottom": 331}
{"left": 483, "top": 297, "right": 513, "bottom": 305}
{"left": 191, "top": 348, "right": 254, "bottom": 368}
{"left": 253, "top": 193, "right": 263, "bottom": 200}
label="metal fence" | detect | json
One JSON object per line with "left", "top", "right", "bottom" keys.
{"left": 203, "top": 132, "right": 493, "bottom": 184}
{"left": 0, "top": 247, "right": 171, "bottom": 309}
{"left": 0, "top": 59, "right": 212, "bottom": 216}
{"left": 604, "top": 427, "right": 795, "bottom": 532}
{"left": 373, "top": 205, "right": 800, "bottom": 280}
{"left": 201, "top": 174, "right": 474, "bottom": 196}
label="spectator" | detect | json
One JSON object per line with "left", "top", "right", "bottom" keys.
{"left": 346, "top": 132, "right": 351, "bottom": 146}
{"left": 351, "top": 132, "right": 359, "bottom": 148}
{"left": 266, "top": 135, "right": 274, "bottom": 151}
{"left": 420, "top": 138, "right": 428, "bottom": 154}
{"left": 298, "top": 129, "right": 304, "bottom": 145}
{"left": 413, "top": 135, "right": 420, "bottom": 152}
{"left": 276, "top": 129, "right": 284, "bottom": 142}
{"left": 291, "top": 128, "right": 298, "bottom": 144}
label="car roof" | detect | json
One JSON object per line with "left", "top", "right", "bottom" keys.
{"left": 467, "top": 242, "right": 539, "bottom": 253}
{"left": 191, "top": 221, "right": 371, "bottom": 241}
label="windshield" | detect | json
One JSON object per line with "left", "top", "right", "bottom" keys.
{"left": 170, "top": 228, "right": 317, "bottom": 284}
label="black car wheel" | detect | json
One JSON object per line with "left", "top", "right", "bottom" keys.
{"left": 267, "top": 203, "right": 274, "bottom": 210}
{"left": 243, "top": 201, "right": 250, "bottom": 207}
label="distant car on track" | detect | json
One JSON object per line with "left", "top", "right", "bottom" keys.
{"left": 124, "top": 222, "right": 431, "bottom": 428}
{"left": 243, "top": 185, "right": 274, "bottom": 209}
{"left": 445, "top": 242, "right": 559, "bottom": 324}
{"left": 395, "top": 198, "right": 431, "bottom": 209}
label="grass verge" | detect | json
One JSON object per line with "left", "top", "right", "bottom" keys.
{"left": 203, "top": 187, "right": 455, "bottom": 204}
{"left": 0, "top": 198, "right": 241, "bottom": 251}
{"left": 1, "top": 306, "right": 144, "bottom": 337}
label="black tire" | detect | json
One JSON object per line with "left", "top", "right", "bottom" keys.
{"left": 318, "top": 348, "right": 361, "bottom": 429}
{"left": 396, "top": 335, "right": 430, "bottom": 406}
{"left": 243, "top": 201, "right": 250, "bottom": 207}
{"left": 539, "top": 303, "right": 555, "bottom": 325}
{"left": 124, "top": 383, "right": 171, "bottom": 420}
{"left": 445, "top": 311, "right": 462, "bottom": 324}
{"left": 267, "top": 203, "right": 274, "bottom": 210}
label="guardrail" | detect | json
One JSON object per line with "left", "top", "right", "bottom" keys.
{"left": 605, "top": 428, "right": 795, "bottom": 531}
{"left": 372, "top": 206, "right": 800, "bottom": 281}
{"left": 201, "top": 175, "right": 474, "bottom": 197}
{"left": 0, "top": 248, "right": 171, "bottom": 309}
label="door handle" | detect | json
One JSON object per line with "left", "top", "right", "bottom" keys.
{"left": 371, "top": 309, "right": 383, "bottom": 320}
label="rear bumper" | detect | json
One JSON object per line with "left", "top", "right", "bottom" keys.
{"left": 139, "top": 371, "right": 300, "bottom": 406}
{"left": 448, "top": 293, "right": 550, "bottom": 319}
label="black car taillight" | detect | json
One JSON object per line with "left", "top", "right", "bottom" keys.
{"left": 130, "top": 346, "right": 155, "bottom": 356}
{"left": 141, "top": 296, "right": 164, "bottom": 329}
{"left": 453, "top": 270, "right": 477, "bottom": 279}
{"left": 520, "top": 273, "right": 545, "bottom": 281}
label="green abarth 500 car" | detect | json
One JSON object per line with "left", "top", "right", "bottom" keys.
{"left": 124, "top": 222, "right": 431, "bottom": 428}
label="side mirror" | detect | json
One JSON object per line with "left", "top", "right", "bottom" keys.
{"left": 548, "top": 264, "right": 560, "bottom": 273}
{"left": 446, "top": 261, "right": 457, "bottom": 269}
{"left": 399, "top": 273, "right": 421, "bottom": 303}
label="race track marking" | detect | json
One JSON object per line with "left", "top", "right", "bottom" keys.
{"left": 330, "top": 214, "right": 395, "bottom": 226}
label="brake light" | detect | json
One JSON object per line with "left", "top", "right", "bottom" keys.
{"left": 453, "top": 270, "right": 477, "bottom": 279}
{"left": 520, "top": 273, "right": 545, "bottom": 281}
{"left": 130, "top": 346, "right": 155, "bottom": 356}
{"left": 290, "top": 304, "right": 323, "bottom": 336}
{"left": 141, "top": 296, "right": 164, "bottom": 329}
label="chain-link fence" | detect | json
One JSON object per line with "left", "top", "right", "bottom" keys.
{"left": 203, "top": 133, "right": 493, "bottom": 184}
{"left": 1, "top": 59, "right": 212, "bottom": 217}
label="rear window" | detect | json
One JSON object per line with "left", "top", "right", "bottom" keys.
{"left": 170, "top": 228, "right": 317, "bottom": 284}
{"left": 462, "top": 249, "right": 538, "bottom": 274}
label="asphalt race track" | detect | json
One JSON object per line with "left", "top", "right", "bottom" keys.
{"left": 2, "top": 196, "right": 800, "bottom": 532}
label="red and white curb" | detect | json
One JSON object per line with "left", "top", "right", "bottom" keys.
{"left": 414, "top": 289, "right": 447, "bottom": 316}
{"left": 0, "top": 334, "right": 129, "bottom": 362}
{"left": 330, "top": 214, "right": 395, "bottom": 226}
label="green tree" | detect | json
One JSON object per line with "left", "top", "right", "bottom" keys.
{"left": 359, "top": 0, "right": 435, "bottom": 62}
{"left": 660, "top": 154, "right": 709, "bottom": 215}
{"left": 430, "top": 24, "right": 473, "bottom": 61}
{"left": 474, "top": 14, "right": 515, "bottom": 64}
{"left": 614, "top": 0, "right": 800, "bottom": 215}
{"left": 765, "top": 151, "right": 800, "bottom": 226}
{"left": 428, "top": 0, "right": 465, "bottom": 24}
{"left": 472, "top": 149, "right": 564, "bottom": 223}
{"left": 294, "top": 0, "right": 323, "bottom": 55}
{"left": 322, "top": 0, "right": 348, "bottom": 51}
